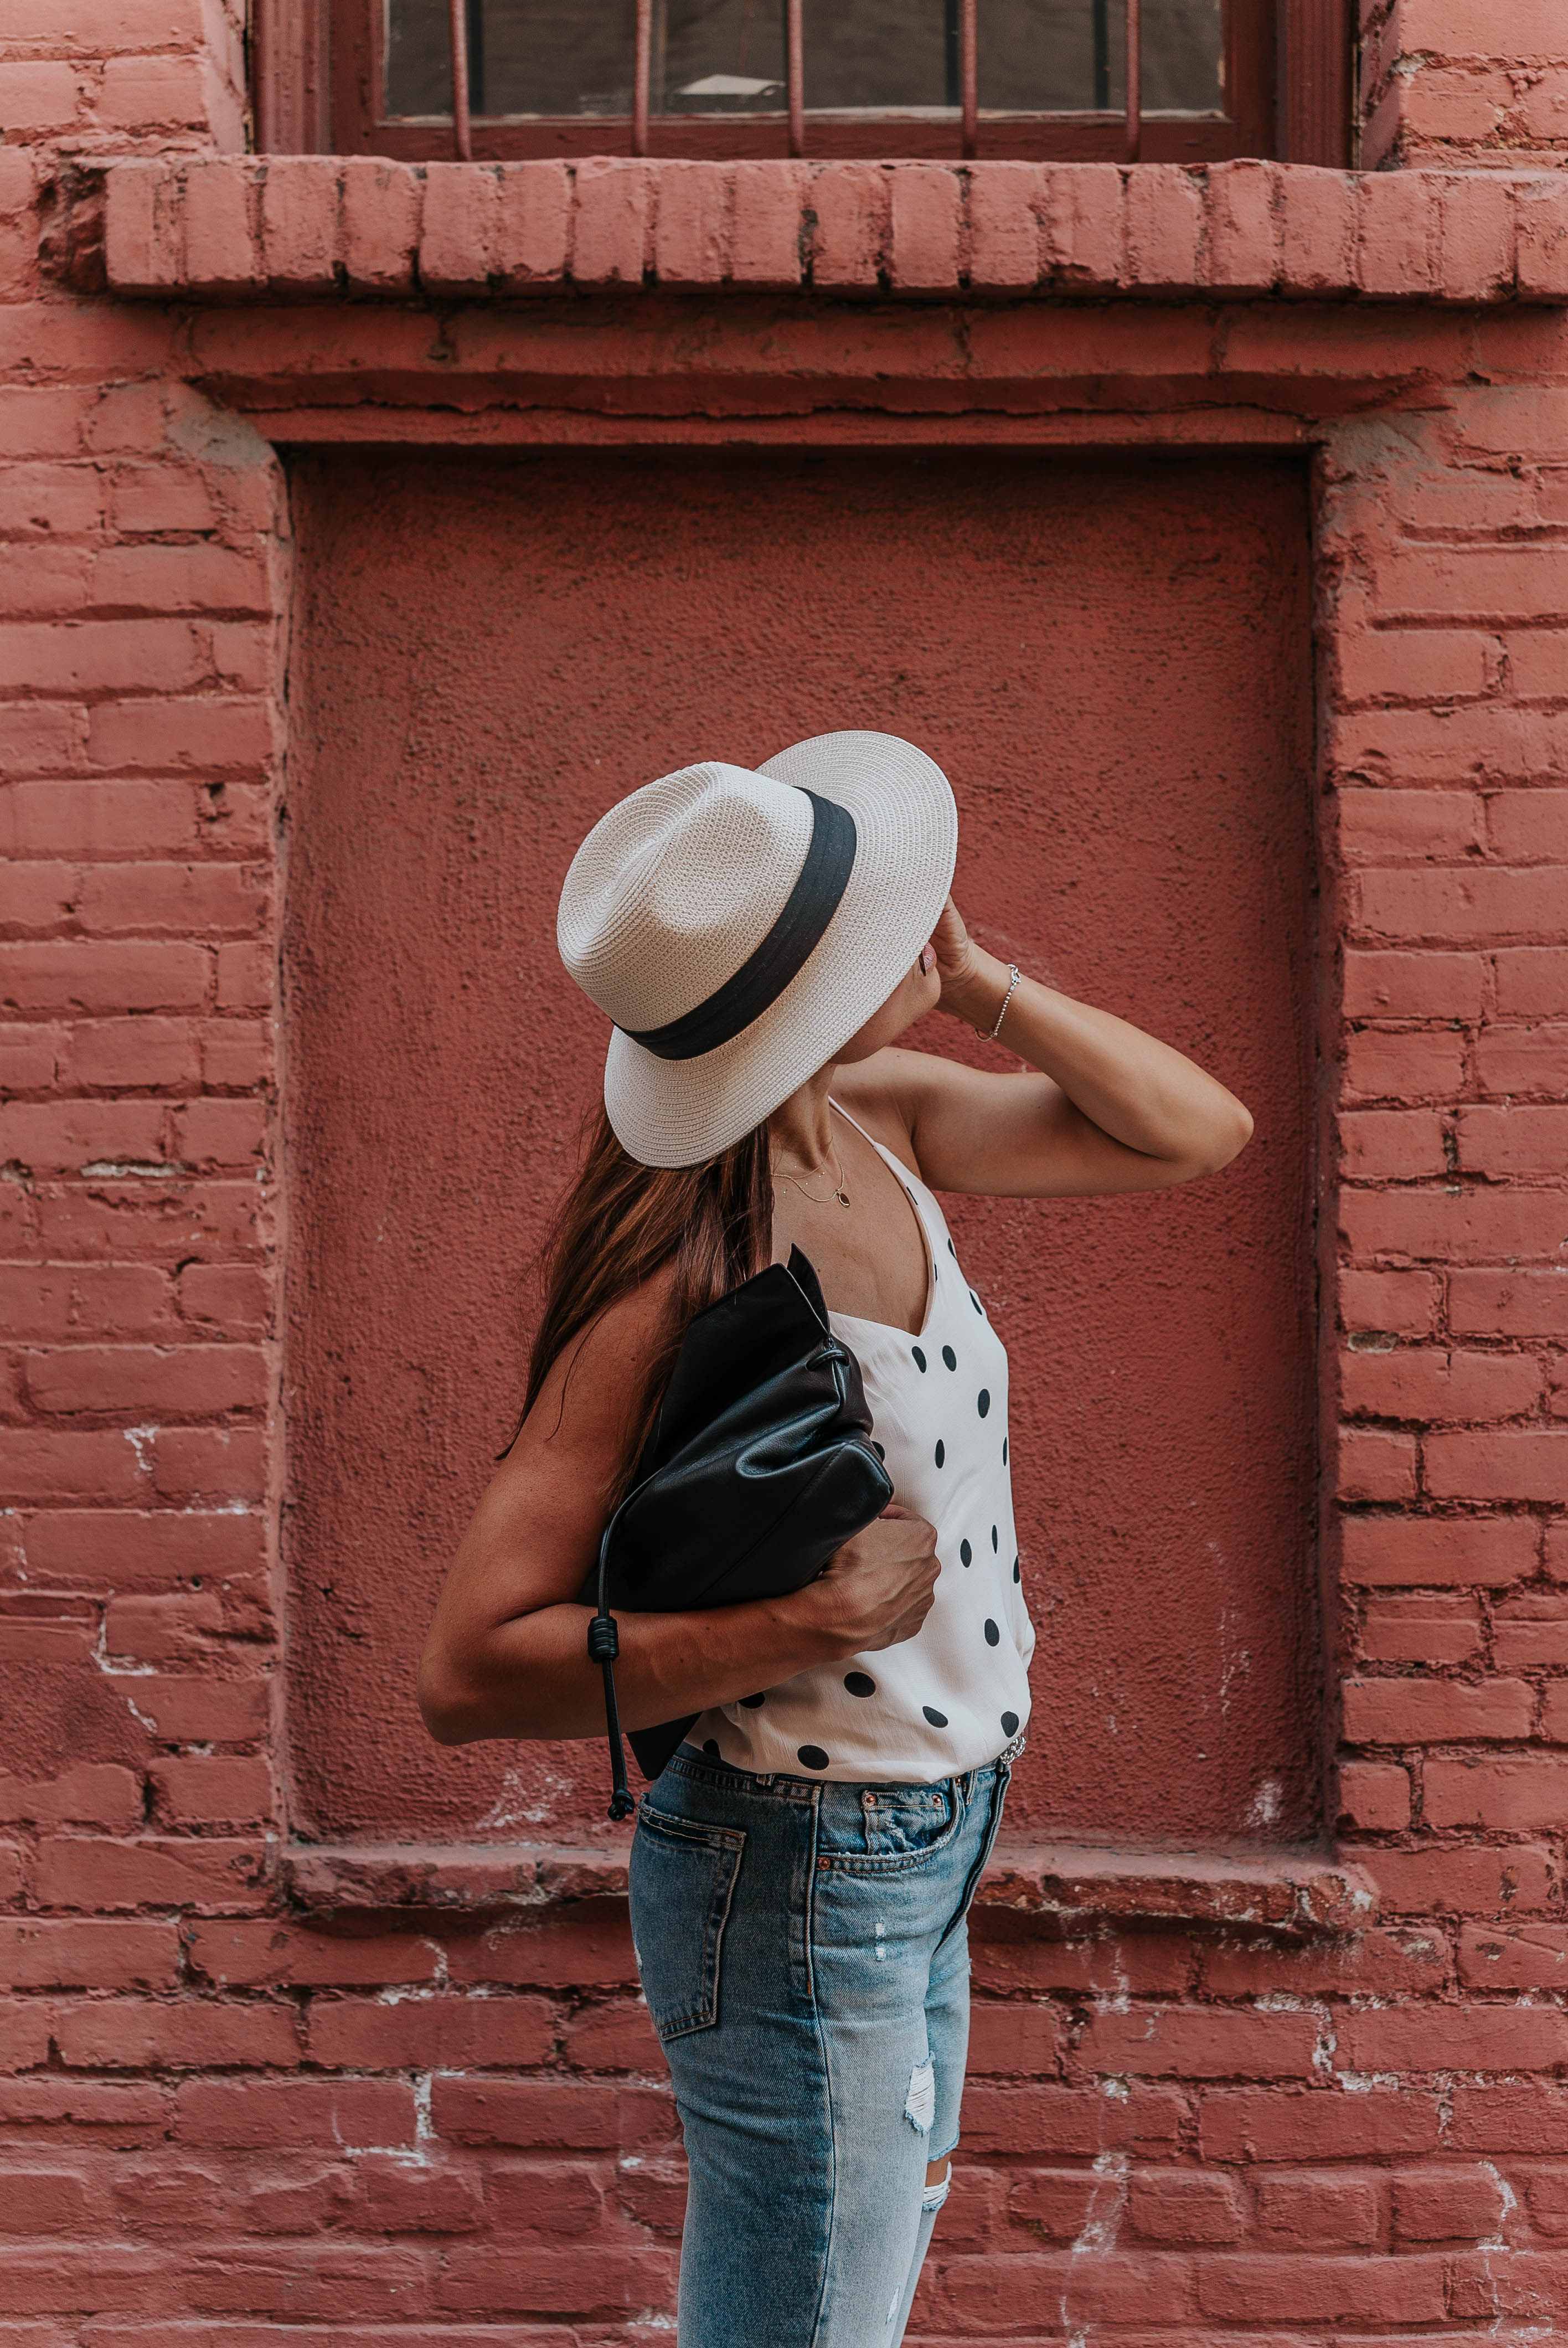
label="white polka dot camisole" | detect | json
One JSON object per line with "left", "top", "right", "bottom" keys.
{"left": 690, "top": 1103, "right": 1035, "bottom": 1785}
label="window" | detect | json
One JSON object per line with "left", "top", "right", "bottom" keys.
{"left": 291, "top": 0, "right": 1349, "bottom": 170}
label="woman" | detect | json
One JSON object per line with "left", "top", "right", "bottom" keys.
{"left": 419, "top": 732, "right": 1252, "bottom": 2347}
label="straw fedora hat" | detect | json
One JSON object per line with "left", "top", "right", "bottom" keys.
{"left": 558, "top": 731, "right": 958, "bottom": 1168}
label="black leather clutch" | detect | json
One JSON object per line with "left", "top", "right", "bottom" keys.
{"left": 582, "top": 1247, "right": 894, "bottom": 1816}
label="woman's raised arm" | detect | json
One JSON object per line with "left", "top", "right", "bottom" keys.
{"left": 837, "top": 897, "right": 1254, "bottom": 1201}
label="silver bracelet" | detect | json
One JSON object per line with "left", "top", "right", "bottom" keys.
{"left": 975, "top": 962, "right": 1021, "bottom": 1042}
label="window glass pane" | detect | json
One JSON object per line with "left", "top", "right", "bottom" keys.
{"left": 385, "top": 0, "right": 637, "bottom": 119}
{"left": 385, "top": 0, "right": 453, "bottom": 116}
{"left": 980, "top": 0, "right": 1221, "bottom": 116}
{"left": 384, "top": 0, "right": 1224, "bottom": 122}
{"left": 655, "top": 0, "right": 787, "bottom": 115}
{"left": 981, "top": 0, "right": 1122, "bottom": 112}
{"left": 482, "top": 0, "right": 637, "bottom": 114}
{"left": 803, "top": 0, "right": 952, "bottom": 114}
{"left": 1142, "top": 0, "right": 1223, "bottom": 114}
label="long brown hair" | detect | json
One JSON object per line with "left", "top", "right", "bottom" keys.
{"left": 508, "top": 1106, "right": 774, "bottom": 1500}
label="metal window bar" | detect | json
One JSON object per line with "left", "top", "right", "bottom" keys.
{"left": 441, "top": 0, "right": 1145, "bottom": 167}
{"left": 1124, "top": 0, "right": 1142, "bottom": 160}
{"left": 927, "top": 0, "right": 980, "bottom": 153}
{"left": 633, "top": 0, "right": 652, "bottom": 155}
{"left": 961, "top": 0, "right": 978, "bottom": 157}
{"left": 447, "top": 0, "right": 472, "bottom": 156}
{"left": 787, "top": 0, "right": 804, "bottom": 155}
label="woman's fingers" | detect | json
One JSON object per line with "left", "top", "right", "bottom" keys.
{"left": 930, "top": 895, "right": 992, "bottom": 1016}
{"left": 930, "top": 895, "right": 971, "bottom": 975}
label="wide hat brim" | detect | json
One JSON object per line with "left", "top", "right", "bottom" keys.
{"left": 601, "top": 731, "right": 958, "bottom": 1168}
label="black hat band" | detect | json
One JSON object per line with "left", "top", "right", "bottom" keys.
{"left": 622, "top": 790, "right": 858, "bottom": 1064}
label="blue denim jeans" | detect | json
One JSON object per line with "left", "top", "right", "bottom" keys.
{"left": 628, "top": 1743, "right": 1012, "bottom": 2348}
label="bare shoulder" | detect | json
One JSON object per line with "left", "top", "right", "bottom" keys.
{"left": 507, "top": 1263, "right": 678, "bottom": 1477}
{"left": 832, "top": 1047, "right": 963, "bottom": 1172}
{"left": 432, "top": 1265, "right": 683, "bottom": 1633}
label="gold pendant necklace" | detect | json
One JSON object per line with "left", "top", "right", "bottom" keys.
{"left": 776, "top": 1143, "right": 852, "bottom": 1210}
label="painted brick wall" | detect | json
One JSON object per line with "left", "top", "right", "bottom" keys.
{"left": 3, "top": 3, "right": 1568, "bottom": 2342}
{"left": 1363, "top": 0, "right": 1568, "bottom": 169}
{"left": 2, "top": 0, "right": 246, "bottom": 154}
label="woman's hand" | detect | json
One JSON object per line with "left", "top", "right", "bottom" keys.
{"left": 929, "top": 896, "right": 1012, "bottom": 1034}
{"left": 787, "top": 1505, "right": 941, "bottom": 1657}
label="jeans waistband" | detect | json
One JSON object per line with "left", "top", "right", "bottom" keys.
{"left": 667, "top": 1742, "right": 1009, "bottom": 1807}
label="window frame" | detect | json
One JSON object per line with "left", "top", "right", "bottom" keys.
{"left": 256, "top": 0, "right": 1351, "bottom": 169}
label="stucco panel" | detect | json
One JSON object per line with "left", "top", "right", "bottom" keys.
{"left": 283, "top": 443, "right": 1317, "bottom": 1848}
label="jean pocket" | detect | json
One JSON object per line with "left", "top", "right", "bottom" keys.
{"left": 862, "top": 1785, "right": 959, "bottom": 1860}
{"left": 821, "top": 1783, "right": 965, "bottom": 1872}
{"left": 629, "top": 1804, "right": 746, "bottom": 2042}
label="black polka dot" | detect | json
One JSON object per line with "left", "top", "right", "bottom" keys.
{"left": 740, "top": 1692, "right": 766, "bottom": 1708}
{"left": 912, "top": 1346, "right": 927, "bottom": 1372}
{"left": 984, "top": 1619, "right": 1000, "bottom": 1646}
{"left": 1002, "top": 1436, "right": 1009, "bottom": 1464}
{"left": 942, "top": 1345, "right": 957, "bottom": 1371}
{"left": 871, "top": 1439, "right": 885, "bottom": 1459}
{"left": 1013, "top": 1554, "right": 1021, "bottom": 1582}
{"left": 960, "top": 1538, "right": 972, "bottom": 1567}
{"left": 978, "top": 1388, "right": 990, "bottom": 1418}
{"left": 992, "top": 1525, "right": 999, "bottom": 1551}
{"left": 922, "top": 1705, "right": 949, "bottom": 1728}
{"left": 798, "top": 1744, "right": 829, "bottom": 1771}
{"left": 703, "top": 1739, "right": 720, "bottom": 1754}
{"left": 935, "top": 1440, "right": 945, "bottom": 1469}
{"left": 971, "top": 1290, "right": 983, "bottom": 1314}
{"left": 844, "top": 1671, "right": 876, "bottom": 1698}
{"left": 1001, "top": 1711, "right": 1019, "bottom": 1736}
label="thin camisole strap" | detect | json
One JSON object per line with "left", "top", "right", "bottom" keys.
{"left": 828, "top": 1095, "right": 937, "bottom": 1338}
{"left": 828, "top": 1096, "right": 924, "bottom": 1194}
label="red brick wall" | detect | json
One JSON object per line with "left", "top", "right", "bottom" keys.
{"left": 1363, "top": 0, "right": 1568, "bottom": 169}
{"left": 3, "top": 0, "right": 246, "bottom": 153}
{"left": 3, "top": 4, "right": 1568, "bottom": 2339}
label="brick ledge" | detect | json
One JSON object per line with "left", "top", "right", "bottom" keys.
{"left": 90, "top": 155, "right": 1568, "bottom": 307}
{"left": 283, "top": 1835, "right": 1378, "bottom": 1935}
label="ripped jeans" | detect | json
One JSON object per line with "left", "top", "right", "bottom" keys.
{"left": 628, "top": 1744, "right": 1012, "bottom": 2348}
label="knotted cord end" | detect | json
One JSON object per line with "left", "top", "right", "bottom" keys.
{"left": 586, "top": 1615, "right": 620, "bottom": 1662}
{"left": 590, "top": 1602, "right": 635, "bottom": 1821}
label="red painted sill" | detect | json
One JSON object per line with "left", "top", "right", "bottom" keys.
{"left": 282, "top": 1837, "right": 1379, "bottom": 1937}
{"left": 94, "top": 156, "right": 1568, "bottom": 307}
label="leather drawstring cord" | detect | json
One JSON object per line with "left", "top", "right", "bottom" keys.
{"left": 590, "top": 1528, "right": 636, "bottom": 1820}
